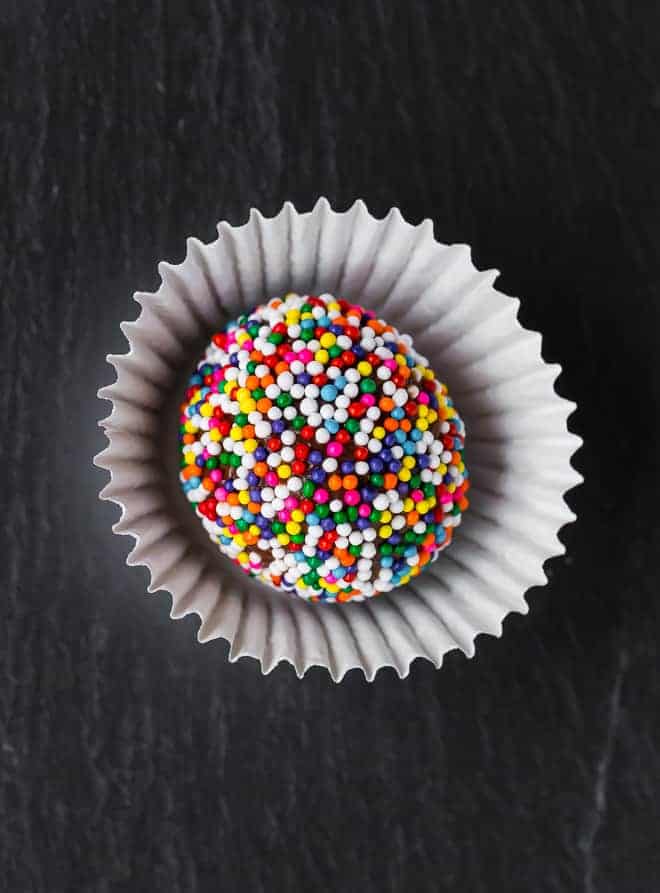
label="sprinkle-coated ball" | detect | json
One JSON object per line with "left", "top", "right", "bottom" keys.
{"left": 179, "top": 293, "right": 469, "bottom": 603}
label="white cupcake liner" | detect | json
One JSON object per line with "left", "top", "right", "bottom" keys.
{"left": 95, "top": 198, "right": 581, "bottom": 681}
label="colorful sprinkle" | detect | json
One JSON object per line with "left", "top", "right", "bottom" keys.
{"left": 178, "top": 293, "right": 469, "bottom": 603}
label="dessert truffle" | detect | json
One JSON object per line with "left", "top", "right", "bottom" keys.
{"left": 179, "top": 293, "right": 469, "bottom": 602}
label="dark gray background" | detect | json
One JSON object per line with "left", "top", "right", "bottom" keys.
{"left": 2, "top": 2, "right": 660, "bottom": 891}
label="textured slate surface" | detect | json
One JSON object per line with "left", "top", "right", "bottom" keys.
{"left": 2, "top": 2, "right": 660, "bottom": 890}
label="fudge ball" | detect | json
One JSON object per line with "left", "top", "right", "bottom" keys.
{"left": 179, "top": 293, "right": 469, "bottom": 602}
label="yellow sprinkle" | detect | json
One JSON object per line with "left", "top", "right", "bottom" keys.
{"left": 277, "top": 464, "right": 292, "bottom": 479}
{"left": 379, "top": 525, "right": 393, "bottom": 538}
{"left": 291, "top": 509, "right": 305, "bottom": 523}
{"left": 399, "top": 468, "right": 411, "bottom": 482}
{"left": 427, "top": 410, "right": 438, "bottom": 424}
{"left": 373, "top": 426, "right": 386, "bottom": 440}
{"left": 234, "top": 536, "right": 246, "bottom": 549}
{"left": 184, "top": 451, "right": 195, "bottom": 465}
{"left": 380, "top": 510, "right": 392, "bottom": 523}
{"left": 209, "top": 428, "right": 221, "bottom": 442}
{"left": 249, "top": 525, "right": 260, "bottom": 536}
{"left": 315, "top": 349, "right": 329, "bottom": 364}
{"left": 277, "top": 533, "right": 290, "bottom": 546}
{"left": 230, "top": 426, "right": 242, "bottom": 441}
{"left": 286, "top": 521, "right": 301, "bottom": 535}
{"left": 319, "top": 332, "right": 336, "bottom": 348}
{"left": 200, "top": 403, "right": 213, "bottom": 417}
{"left": 403, "top": 497, "right": 414, "bottom": 512}
{"left": 447, "top": 483, "right": 456, "bottom": 493}
{"left": 238, "top": 491, "right": 249, "bottom": 505}
{"left": 439, "top": 464, "right": 447, "bottom": 475}
{"left": 417, "top": 404, "right": 428, "bottom": 418}
{"left": 417, "top": 418, "right": 429, "bottom": 431}
{"left": 237, "top": 551, "right": 249, "bottom": 563}
{"left": 417, "top": 500, "right": 429, "bottom": 514}
{"left": 325, "top": 583, "right": 339, "bottom": 593}
{"left": 244, "top": 438, "right": 257, "bottom": 453}
{"left": 357, "top": 361, "right": 372, "bottom": 376}
{"left": 239, "top": 399, "right": 256, "bottom": 414}
{"left": 327, "top": 302, "right": 341, "bottom": 312}
{"left": 402, "top": 456, "right": 415, "bottom": 469}
{"left": 184, "top": 421, "right": 197, "bottom": 434}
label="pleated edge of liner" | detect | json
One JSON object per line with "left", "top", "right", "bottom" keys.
{"left": 94, "top": 197, "right": 584, "bottom": 682}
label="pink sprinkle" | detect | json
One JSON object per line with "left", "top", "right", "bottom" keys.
{"left": 343, "top": 490, "right": 360, "bottom": 506}
{"left": 277, "top": 510, "right": 290, "bottom": 522}
{"left": 265, "top": 471, "right": 278, "bottom": 487}
{"left": 418, "top": 391, "right": 430, "bottom": 404}
{"left": 411, "top": 489, "right": 424, "bottom": 502}
{"left": 229, "top": 524, "right": 238, "bottom": 534}
{"left": 299, "top": 349, "right": 313, "bottom": 363}
{"left": 385, "top": 359, "right": 397, "bottom": 370}
{"left": 314, "top": 488, "right": 329, "bottom": 504}
{"left": 284, "top": 496, "right": 298, "bottom": 510}
{"left": 208, "top": 418, "right": 220, "bottom": 428}
{"left": 215, "top": 487, "right": 227, "bottom": 500}
{"left": 440, "top": 492, "right": 453, "bottom": 504}
{"left": 326, "top": 441, "right": 343, "bottom": 458}
{"left": 210, "top": 470, "right": 223, "bottom": 483}
{"left": 284, "top": 351, "right": 297, "bottom": 362}
{"left": 326, "top": 574, "right": 337, "bottom": 584}
{"left": 358, "top": 503, "right": 371, "bottom": 517}
{"left": 202, "top": 448, "right": 209, "bottom": 459}
{"left": 360, "top": 393, "right": 376, "bottom": 406}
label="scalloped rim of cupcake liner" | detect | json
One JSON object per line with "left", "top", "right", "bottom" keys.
{"left": 95, "top": 198, "right": 582, "bottom": 681}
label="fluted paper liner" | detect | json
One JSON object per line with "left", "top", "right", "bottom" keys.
{"left": 95, "top": 199, "right": 581, "bottom": 680}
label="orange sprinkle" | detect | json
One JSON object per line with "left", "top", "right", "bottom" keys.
{"left": 328, "top": 474, "right": 342, "bottom": 491}
{"left": 400, "top": 419, "right": 412, "bottom": 432}
{"left": 227, "top": 493, "right": 240, "bottom": 506}
{"left": 260, "top": 374, "right": 275, "bottom": 388}
{"left": 342, "top": 474, "right": 358, "bottom": 490}
{"left": 253, "top": 462, "right": 268, "bottom": 478}
{"left": 384, "top": 417, "right": 398, "bottom": 432}
{"left": 202, "top": 477, "right": 214, "bottom": 491}
{"left": 407, "top": 511, "right": 419, "bottom": 526}
{"left": 383, "top": 473, "right": 398, "bottom": 490}
{"left": 182, "top": 433, "right": 196, "bottom": 444}
{"left": 379, "top": 396, "right": 394, "bottom": 412}
{"left": 256, "top": 397, "right": 271, "bottom": 414}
